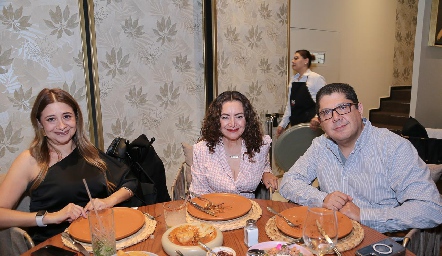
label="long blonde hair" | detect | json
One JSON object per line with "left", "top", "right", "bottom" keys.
{"left": 29, "top": 88, "right": 114, "bottom": 192}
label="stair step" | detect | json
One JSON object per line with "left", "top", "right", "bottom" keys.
{"left": 379, "top": 101, "right": 410, "bottom": 113}
{"left": 389, "top": 89, "right": 411, "bottom": 101}
{"left": 370, "top": 123, "right": 403, "bottom": 134}
{"left": 369, "top": 111, "right": 409, "bottom": 127}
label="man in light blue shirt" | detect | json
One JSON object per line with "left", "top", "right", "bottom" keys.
{"left": 280, "top": 83, "right": 442, "bottom": 233}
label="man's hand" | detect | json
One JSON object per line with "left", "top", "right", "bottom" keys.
{"left": 262, "top": 172, "right": 279, "bottom": 190}
{"left": 322, "top": 191, "right": 352, "bottom": 211}
{"left": 339, "top": 201, "right": 360, "bottom": 221}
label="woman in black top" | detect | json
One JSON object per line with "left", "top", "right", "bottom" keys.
{"left": 0, "top": 88, "right": 137, "bottom": 244}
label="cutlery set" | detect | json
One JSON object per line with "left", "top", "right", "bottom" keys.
{"left": 61, "top": 232, "right": 89, "bottom": 256}
{"left": 316, "top": 220, "right": 342, "bottom": 256}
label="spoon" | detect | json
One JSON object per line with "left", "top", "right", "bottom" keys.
{"left": 198, "top": 241, "right": 216, "bottom": 255}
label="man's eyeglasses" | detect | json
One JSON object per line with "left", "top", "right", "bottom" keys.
{"left": 318, "top": 103, "right": 359, "bottom": 121}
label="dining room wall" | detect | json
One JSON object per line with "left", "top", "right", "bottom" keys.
{"left": 0, "top": 0, "right": 89, "bottom": 173}
{"left": 0, "top": 0, "right": 290, "bottom": 195}
{"left": 290, "top": 0, "right": 405, "bottom": 119}
{"left": 215, "top": 0, "right": 289, "bottom": 120}
{"left": 410, "top": 0, "right": 442, "bottom": 128}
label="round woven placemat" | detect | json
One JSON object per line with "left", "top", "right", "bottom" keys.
{"left": 265, "top": 216, "right": 364, "bottom": 252}
{"left": 186, "top": 200, "right": 262, "bottom": 231}
{"left": 62, "top": 215, "right": 157, "bottom": 252}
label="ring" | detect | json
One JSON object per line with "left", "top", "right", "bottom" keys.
{"left": 267, "top": 181, "right": 270, "bottom": 184}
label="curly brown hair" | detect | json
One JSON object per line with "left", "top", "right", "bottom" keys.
{"left": 200, "top": 91, "right": 264, "bottom": 159}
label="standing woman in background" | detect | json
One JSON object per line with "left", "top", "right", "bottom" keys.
{"left": 276, "top": 50, "right": 326, "bottom": 137}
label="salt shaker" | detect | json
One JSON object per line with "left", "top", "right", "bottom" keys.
{"left": 244, "top": 219, "right": 258, "bottom": 247}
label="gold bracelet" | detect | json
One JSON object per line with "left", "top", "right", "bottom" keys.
{"left": 122, "top": 186, "right": 133, "bottom": 197}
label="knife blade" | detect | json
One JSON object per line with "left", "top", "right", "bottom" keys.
{"left": 62, "top": 232, "right": 90, "bottom": 256}
{"left": 315, "top": 220, "right": 342, "bottom": 256}
{"left": 188, "top": 200, "right": 217, "bottom": 217}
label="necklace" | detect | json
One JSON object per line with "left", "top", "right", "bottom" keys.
{"left": 229, "top": 155, "right": 240, "bottom": 159}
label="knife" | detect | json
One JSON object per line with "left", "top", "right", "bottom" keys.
{"left": 188, "top": 200, "right": 217, "bottom": 217}
{"left": 62, "top": 232, "right": 90, "bottom": 256}
{"left": 315, "top": 220, "right": 342, "bottom": 256}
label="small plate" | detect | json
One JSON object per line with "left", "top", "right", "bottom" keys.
{"left": 187, "top": 193, "right": 252, "bottom": 221}
{"left": 161, "top": 223, "right": 223, "bottom": 256}
{"left": 114, "top": 251, "right": 158, "bottom": 256}
{"left": 69, "top": 207, "right": 145, "bottom": 243}
{"left": 275, "top": 206, "right": 353, "bottom": 239}
{"left": 248, "top": 241, "right": 313, "bottom": 256}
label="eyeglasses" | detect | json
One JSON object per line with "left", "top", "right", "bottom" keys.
{"left": 318, "top": 103, "right": 358, "bottom": 121}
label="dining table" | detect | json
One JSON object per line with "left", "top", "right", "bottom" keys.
{"left": 22, "top": 199, "right": 415, "bottom": 256}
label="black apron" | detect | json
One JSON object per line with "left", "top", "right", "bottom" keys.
{"left": 289, "top": 77, "right": 316, "bottom": 126}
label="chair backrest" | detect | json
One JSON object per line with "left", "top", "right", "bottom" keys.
{"left": 273, "top": 123, "right": 324, "bottom": 172}
{"left": 0, "top": 173, "right": 34, "bottom": 254}
{"left": 171, "top": 162, "right": 190, "bottom": 200}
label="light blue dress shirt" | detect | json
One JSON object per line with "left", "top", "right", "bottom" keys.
{"left": 280, "top": 119, "right": 442, "bottom": 233}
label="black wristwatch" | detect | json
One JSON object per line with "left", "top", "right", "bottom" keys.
{"left": 36, "top": 210, "right": 47, "bottom": 227}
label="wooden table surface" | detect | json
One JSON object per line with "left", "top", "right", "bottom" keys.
{"left": 22, "top": 199, "right": 415, "bottom": 256}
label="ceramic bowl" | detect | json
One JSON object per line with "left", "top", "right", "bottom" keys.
{"left": 206, "top": 246, "right": 236, "bottom": 256}
{"left": 161, "top": 223, "right": 223, "bottom": 256}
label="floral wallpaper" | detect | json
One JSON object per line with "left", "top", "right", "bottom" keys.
{"left": 93, "top": 0, "right": 205, "bottom": 192}
{"left": 392, "top": 0, "right": 418, "bottom": 85}
{"left": 216, "top": 0, "right": 289, "bottom": 120}
{"left": 0, "top": 1, "right": 88, "bottom": 174}
{"left": 0, "top": 0, "right": 419, "bottom": 195}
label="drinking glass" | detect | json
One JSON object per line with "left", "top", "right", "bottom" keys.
{"left": 88, "top": 208, "right": 117, "bottom": 256}
{"left": 163, "top": 200, "right": 187, "bottom": 228}
{"left": 302, "top": 207, "right": 338, "bottom": 256}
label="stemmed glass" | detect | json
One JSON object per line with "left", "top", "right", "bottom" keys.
{"left": 302, "top": 207, "right": 338, "bottom": 256}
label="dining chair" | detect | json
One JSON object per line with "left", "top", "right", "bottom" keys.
{"left": 0, "top": 173, "right": 35, "bottom": 255}
{"left": 273, "top": 123, "right": 324, "bottom": 172}
{"left": 171, "top": 162, "right": 189, "bottom": 201}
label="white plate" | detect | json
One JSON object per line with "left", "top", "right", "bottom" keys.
{"left": 113, "top": 252, "right": 158, "bottom": 256}
{"left": 161, "top": 223, "right": 223, "bottom": 256}
{"left": 248, "top": 241, "right": 313, "bottom": 256}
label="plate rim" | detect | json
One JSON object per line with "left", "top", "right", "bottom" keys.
{"left": 187, "top": 193, "right": 252, "bottom": 221}
{"left": 248, "top": 241, "right": 313, "bottom": 256}
{"left": 275, "top": 206, "right": 353, "bottom": 239}
{"left": 69, "top": 207, "right": 145, "bottom": 243}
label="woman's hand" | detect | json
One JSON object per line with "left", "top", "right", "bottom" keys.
{"left": 262, "top": 172, "right": 279, "bottom": 190}
{"left": 47, "top": 203, "right": 87, "bottom": 224}
{"left": 84, "top": 198, "right": 111, "bottom": 212}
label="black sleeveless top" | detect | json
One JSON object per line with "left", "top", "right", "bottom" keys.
{"left": 26, "top": 148, "right": 136, "bottom": 244}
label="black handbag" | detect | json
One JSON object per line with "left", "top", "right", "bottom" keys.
{"left": 106, "top": 136, "right": 158, "bottom": 206}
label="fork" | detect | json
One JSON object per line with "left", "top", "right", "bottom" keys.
{"left": 175, "top": 249, "right": 185, "bottom": 256}
{"left": 189, "top": 191, "right": 214, "bottom": 209}
{"left": 267, "top": 206, "right": 299, "bottom": 228}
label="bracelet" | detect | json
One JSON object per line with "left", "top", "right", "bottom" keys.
{"left": 122, "top": 186, "right": 133, "bottom": 197}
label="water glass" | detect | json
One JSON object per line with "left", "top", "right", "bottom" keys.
{"left": 163, "top": 200, "right": 187, "bottom": 228}
{"left": 302, "top": 207, "right": 338, "bottom": 256}
{"left": 88, "top": 208, "right": 117, "bottom": 256}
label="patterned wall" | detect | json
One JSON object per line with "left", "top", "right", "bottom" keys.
{"left": 0, "top": 0, "right": 418, "bottom": 194}
{"left": 0, "top": 1, "right": 88, "bottom": 173}
{"left": 93, "top": 0, "right": 206, "bottom": 191}
{"left": 392, "top": 0, "right": 418, "bottom": 85}
{"left": 216, "top": 0, "right": 289, "bottom": 120}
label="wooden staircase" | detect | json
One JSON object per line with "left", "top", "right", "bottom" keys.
{"left": 369, "top": 86, "right": 411, "bottom": 134}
